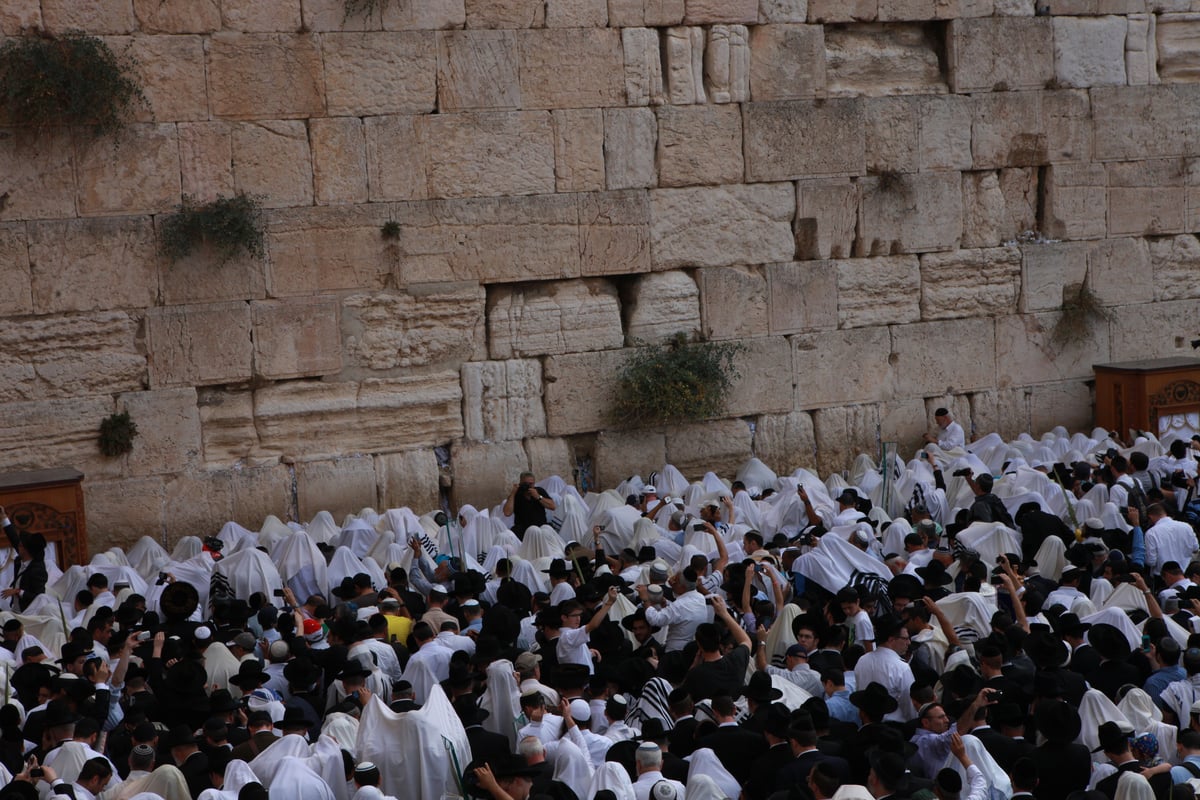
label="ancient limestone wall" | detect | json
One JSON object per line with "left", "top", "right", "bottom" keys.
{"left": 2, "top": 0, "right": 1200, "bottom": 551}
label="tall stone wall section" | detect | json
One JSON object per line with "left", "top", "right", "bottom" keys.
{"left": 2, "top": 0, "right": 1200, "bottom": 551}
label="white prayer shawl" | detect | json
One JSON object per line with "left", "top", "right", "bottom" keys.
{"left": 521, "top": 526, "right": 565, "bottom": 562}
{"left": 731, "top": 491, "right": 762, "bottom": 531}
{"left": 352, "top": 787, "right": 397, "bottom": 800}
{"left": 250, "top": 735, "right": 312, "bottom": 785}
{"left": 935, "top": 592, "right": 994, "bottom": 641}
{"left": 881, "top": 518, "right": 914, "bottom": 561}
{"left": 1081, "top": 608, "right": 1142, "bottom": 651}
{"left": 204, "top": 641, "right": 242, "bottom": 698}
{"left": 265, "top": 757, "right": 335, "bottom": 800}
{"left": 552, "top": 738, "right": 594, "bottom": 800}
{"left": 379, "top": 508, "right": 424, "bottom": 540}
{"left": 320, "top": 712, "right": 360, "bottom": 757}
{"left": 510, "top": 559, "right": 549, "bottom": 595}
{"left": 336, "top": 520, "right": 379, "bottom": 558}
{"left": 46, "top": 742, "right": 119, "bottom": 788}
{"left": 215, "top": 521, "right": 258, "bottom": 555}
{"left": 687, "top": 748, "right": 741, "bottom": 800}
{"left": 1081, "top": 482, "right": 1110, "bottom": 510}
{"left": 1078, "top": 689, "right": 1130, "bottom": 761}
{"left": 356, "top": 688, "right": 470, "bottom": 800}
{"left": 271, "top": 532, "right": 330, "bottom": 601}
{"left": 197, "top": 760, "right": 258, "bottom": 800}
{"left": 1100, "top": 583, "right": 1150, "bottom": 615}
{"left": 970, "top": 433, "right": 1010, "bottom": 475}
{"left": 736, "top": 458, "right": 777, "bottom": 492}
{"left": 795, "top": 534, "right": 890, "bottom": 594}
{"left": 1101, "top": 502, "right": 1133, "bottom": 534}
{"left": 557, "top": 497, "right": 591, "bottom": 548}
{"left": 539, "top": 475, "right": 567, "bottom": 504}
{"left": 588, "top": 762, "right": 636, "bottom": 800}
{"left": 479, "top": 658, "right": 521, "bottom": 751}
{"left": 770, "top": 673, "right": 812, "bottom": 710}
{"left": 937, "top": 733, "right": 1011, "bottom": 800}
{"left": 50, "top": 565, "right": 150, "bottom": 604}
{"left": 305, "top": 512, "right": 340, "bottom": 545}
{"left": 214, "top": 549, "right": 285, "bottom": 608}
{"left": 111, "top": 766, "right": 191, "bottom": 800}
{"left": 126, "top": 537, "right": 171, "bottom": 582}
{"left": 955, "top": 522, "right": 1022, "bottom": 569}
{"left": 1032, "top": 535, "right": 1067, "bottom": 582}
{"left": 1118, "top": 688, "right": 1177, "bottom": 765}
{"left": 460, "top": 513, "right": 492, "bottom": 564}
{"left": 245, "top": 690, "right": 286, "bottom": 723}
{"left": 0, "top": 612, "right": 65, "bottom": 662}
{"left": 763, "top": 604, "right": 801, "bottom": 668}
{"left": 657, "top": 465, "right": 690, "bottom": 499}
{"left": 587, "top": 491, "right": 627, "bottom": 530}
{"left": 685, "top": 774, "right": 727, "bottom": 800}
{"left": 1114, "top": 771, "right": 1155, "bottom": 800}
{"left": 1090, "top": 577, "right": 1114, "bottom": 607}
{"left": 328, "top": 547, "right": 372, "bottom": 590}
{"left": 171, "top": 537, "right": 203, "bottom": 561}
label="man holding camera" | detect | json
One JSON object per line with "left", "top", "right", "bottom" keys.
{"left": 504, "top": 472, "right": 557, "bottom": 539}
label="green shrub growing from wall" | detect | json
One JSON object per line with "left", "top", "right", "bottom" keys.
{"left": 98, "top": 411, "right": 138, "bottom": 457}
{"left": 160, "top": 194, "right": 266, "bottom": 264}
{"left": 610, "top": 333, "right": 744, "bottom": 427}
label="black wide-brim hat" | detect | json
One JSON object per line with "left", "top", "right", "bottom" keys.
{"left": 1035, "top": 698, "right": 1082, "bottom": 743}
{"left": 916, "top": 561, "right": 953, "bottom": 586}
{"left": 1088, "top": 623, "right": 1131, "bottom": 662}
{"left": 742, "top": 671, "right": 783, "bottom": 703}
{"left": 849, "top": 681, "right": 899, "bottom": 716}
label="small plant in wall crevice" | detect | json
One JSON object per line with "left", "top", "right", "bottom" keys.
{"left": 160, "top": 193, "right": 266, "bottom": 264}
{"left": 98, "top": 411, "right": 138, "bottom": 457}
{"left": 609, "top": 333, "right": 745, "bottom": 428}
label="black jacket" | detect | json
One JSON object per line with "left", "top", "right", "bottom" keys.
{"left": 697, "top": 724, "right": 766, "bottom": 783}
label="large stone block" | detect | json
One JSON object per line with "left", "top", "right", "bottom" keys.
{"left": 449, "top": 440, "right": 528, "bottom": 510}
{"left": 43, "top": 0, "right": 135, "bottom": 32}
{"left": 198, "top": 388, "right": 259, "bottom": 465}
{"left": 837, "top": 255, "right": 921, "bottom": 328}
{"left": 698, "top": 266, "right": 767, "bottom": 340}
{"left": 1157, "top": 13, "right": 1200, "bottom": 82}
{"left": 1091, "top": 85, "right": 1200, "bottom": 162}
{"left": 462, "top": 359, "right": 546, "bottom": 442}
{"left": 125, "top": 34, "right": 209, "bottom": 122}
{"left": 663, "top": 26, "right": 706, "bottom": 105}
{"left": 0, "top": 396, "right": 120, "bottom": 480}
{"left": 178, "top": 122, "right": 234, "bottom": 202}
{"left": 1029, "top": 381, "right": 1093, "bottom": 437}
{"left": 1053, "top": 15, "right": 1128, "bottom": 88}
{"left": 133, "top": 0, "right": 220, "bottom": 32}
{"left": 1126, "top": 12, "right": 1158, "bottom": 87}
{"left": 221, "top": 0, "right": 302, "bottom": 31}
{"left": 0, "top": 0, "right": 40, "bottom": 35}
{"left": 753, "top": 409, "right": 816, "bottom": 474}
{"left": 1149, "top": 234, "right": 1200, "bottom": 301}
{"left": 543, "top": 349, "right": 628, "bottom": 435}
{"left": 813, "top": 404, "right": 881, "bottom": 476}
{"left": 807, "top": 0, "right": 877, "bottom": 21}
{"left": 879, "top": 397, "right": 928, "bottom": 452}
{"left": 117, "top": 389, "right": 203, "bottom": 477}
{"left": 862, "top": 97, "right": 919, "bottom": 175}
{"left": 920, "top": 95, "right": 974, "bottom": 171}
{"left": 524, "top": 437, "right": 575, "bottom": 481}
{"left": 1019, "top": 241, "right": 1089, "bottom": 313}
{"left": 546, "top": 0, "right": 607, "bottom": 25}
{"left": 961, "top": 172, "right": 1007, "bottom": 249}
{"left": 656, "top": 105, "right": 743, "bottom": 188}
{"left": 948, "top": 17, "right": 1054, "bottom": 92}
{"left": 685, "top": 0, "right": 757, "bottom": 22}
{"left": 207, "top": 34, "right": 325, "bottom": 119}
{"left": 824, "top": 22, "right": 944, "bottom": 96}
{"left": 604, "top": 108, "right": 657, "bottom": 191}
{"left": 382, "top": 0, "right": 466, "bottom": 29}
{"left": 623, "top": 28, "right": 665, "bottom": 107}
{"left": 920, "top": 247, "right": 1022, "bottom": 321}
{"left": 1087, "top": 237, "right": 1153, "bottom": 306}
{"left": 704, "top": 24, "right": 751, "bottom": 104}
{"left": 727, "top": 336, "right": 795, "bottom": 415}
{"left": 995, "top": 312, "right": 1110, "bottom": 387}
{"left": 759, "top": 0, "right": 810, "bottom": 21}
{"left": 252, "top": 297, "right": 343, "bottom": 380}
{"left": 267, "top": 207, "right": 390, "bottom": 296}
{"left": 795, "top": 180, "right": 858, "bottom": 260}
{"left": 971, "top": 92, "right": 1045, "bottom": 170}
{"left": 594, "top": 428, "right": 666, "bottom": 487}
{"left": 85, "top": 477, "right": 165, "bottom": 551}
{"left": 748, "top": 24, "right": 825, "bottom": 101}
{"left": 969, "top": 387, "right": 1031, "bottom": 442}
{"left": 552, "top": 109, "right": 605, "bottom": 193}
{"left": 147, "top": 302, "right": 253, "bottom": 388}
{"left": 376, "top": 450, "right": 441, "bottom": 514}
{"left": 650, "top": 183, "right": 796, "bottom": 269}
{"left": 625, "top": 271, "right": 701, "bottom": 344}
{"left": 488, "top": 279, "right": 624, "bottom": 359}
{"left": 436, "top": 30, "right": 520, "bottom": 112}
{"left": 231, "top": 121, "right": 314, "bottom": 208}
{"left": 856, "top": 171, "right": 963, "bottom": 256}
{"left": 322, "top": 33, "right": 437, "bottom": 115}
{"left": 0, "top": 225, "right": 31, "bottom": 317}
{"left": 0, "top": 132, "right": 75, "bottom": 221}
{"left": 296, "top": 457, "right": 378, "bottom": 521}
{"left": 76, "top": 124, "right": 180, "bottom": 216}
{"left": 608, "top": 0, "right": 684, "bottom": 26}
{"left": 0, "top": 310, "right": 145, "bottom": 403}
{"left": 255, "top": 374, "right": 465, "bottom": 458}
{"left": 1106, "top": 159, "right": 1187, "bottom": 237}
{"left": 890, "top": 318, "right": 996, "bottom": 396}
{"left": 465, "top": 0, "right": 544, "bottom": 27}
{"left": 794, "top": 327, "right": 891, "bottom": 408}
{"left": 765, "top": 261, "right": 838, "bottom": 334}
{"left": 1109, "top": 298, "right": 1200, "bottom": 362}
{"left": 665, "top": 419, "right": 753, "bottom": 479}
{"left": 419, "top": 111, "right": 555, "bottom": 199}
{"left": 364, "top": 115, "right": 428, "bottom": 202}
{"left": 27, "top": 217, "right": 158, "bottom": 314}
{"left": 578, "top": 190, "right": 653, "bottom": 277}
{"left": 1042, "top": 163, "right": 1108, "bottom": 240}
{"left": 164, "top": 470, "right": 236, "bottom": 540}
{"left": 341, "top": 284, "right": 485, "bottom": 374}
{"left": 743, "top": 100, "right": 865, "bottom": 180}
{"left": 311, "top": 117, "right": 369, "bottom": 205}
{"left": 517, "top": 29, "right": 625, "bottom": 109}
{"left": 230, "top": 464, "right": 294, "bottom": 524}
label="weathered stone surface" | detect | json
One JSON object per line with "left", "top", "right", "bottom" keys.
{"left": 342, "top": 284, "right": 485, "bottom": 374}
{"left": 971, "top": 93, "right": 1042, "bottom": 169}
{"left": 524, "top": 437, "right": 575, "bottom": 481}
{"left": 221, "top": 0, "right": 302, "bottom": 31}
{"left": 623, "top": 28, "right": 665, "bottom": 107}
{"left": 948, "top": 17, "right": 1054, "bottom": 92}
{"left": 1149, "top": 234, "right": 1200, "bottom": 301}
{"left": 85, "top": 477, "right": 165, "bottom": 550}
{"left": 132, "top": 0, "right": 219, "bottom": 32}
{"left": 795, "top": 180, "right": 858, "bottom": 259}
{"left": 552, "top": 109, "right": 605, "bottom": 193}
{"left": 1109, "top": 298, "right": 1200, "bottom": 361}
{"left": 231, "top": 121, "right": 314, "bottom": 208}
{"left": 462, "top": 359, "right": 546, "bottom": 442}
{"left": 0, "top": 396, "right": 119, "bottom": 480}
{"left": 995, "top": 312, "right": 1110, "bottom": 387}
{"left": 208, "top": 34, "right": 325, "bottom": 119}
{"left": 488, "top": 279, "right": 624, "bottom": 359}
{"left": 27, "top": 217, "right": 158, "bottom": 314}
{"left": 920, "top": 95, "right": 974, "bottom": 171}
{"left": 594, "top": 428, "right": 666, "bottom": 488}
{"left": 579, "top": 190, "right": 654, "bottom": 277}
{"left": 1106, "top": 159, "right": 1187, "bottom": 236}
{"left": 663, "top": 26, "right": 706, "bottom": 105}
{"left": 1019, "top": 241, "right": 1089, "bottom": 313}
{"left": 862, "top": 97, "right": 919, "bottom": 174}
{"left": 125, "top": 34, "right": 209, "bottom": 122}
{"left": 296, "top": 457, "right": 377, "bottom": 520}
{"left": 449, "top": 440, "right": 528, "bottom": 509}
{"left": 267, "top": 207, "right": 390, "bottom": 296}
{"left": 961, "top": 172, "right": 1006, "bottom": 249}
{"left": 1157, "top": 13, "right": 1200, "bottom": 82}
{"left": 163, "top": 470, "right": 236, "bottom": 539}
{"left": 0, "top": 132, "right": 75, "bottom": 221}
{"left": 230, "top": 464, "right": 294, "bottom": 524}
{"left": 364, "top": 115, "right": 429, "bottom": 202}
{"left": 743, "top": 100, "right": 865, "bottom": 180}
{"left": 999, "top": 168, "right": 1039, "bottom": 239}
{"left": 0, "top": 225, "right": 31, "bottom": 317}
{"left": 604, "top": 108, "right": 657, "bottom": 190}
{"left": 311, "top": 117, "right": 368, "bottom": 205}
{"left": 147, "top": 302, "right": 253, "bottom": 388}
{"left": 969, "top": 388, "right": 1031, "bottom": 442}
{"left": 252, "top": 297, "right": 343, "bottom": 380}
{"left": 890, "top": 318, "right": 996, "bottom": 396}
{"left": 543, "top": 349, "right": 628, "bottom": 436}
{"left": 1091, "top": 85, "right": 1200, "bottom": 162}
{"left": 383, "top": 0, "right": 466, "bottom": 29}
{"left": 465, "top": 0, "right": 544, "bottom": 27}
{"left": 705, "top": 25, "right": 750, "bottom": 104}
{"left": 1087, "top": 237, "right": 1153, "bottom": 306}
{"left": 1029, "top": 381, "right": 1093, "bottom": 436}
{"left": 879, "top": 397, "right": 928, "bottom": 451}
{"left": 1053, "top": 15, "right": 1128, "bottom": 87}
{"left": 420, "top": 111, "right": 555, "bottom": 199}
{"left": 825, "top": 23, "right": 944, "bottom": 96}
{"left": 766, "top": 261, "right": 839, "bottom": 334}
{"left": 625, "top": 271, "right": 701, "bottom": 344}
{"left": 546, "top": 0, "right": 607, "bottom": 25}
{"left": 1126, "top": 12, "right": 1158, "bottom": 86}
{"left": 436, "top": 30, "right": 520, "bottom": 112}
{"left": 43, "top": 0, "right": 135, "bottom": 32}
{"left": 76, "top": 124, "right": 180, "bottom": 216}
{"left": 753, "top": 409, "right": 817, "bottom": 474}
{"left": 698, "top": 266, "right": 767, "bottom": 340}
{"left": 376, "top": 450, "right": 441, "bottom": 514}
{"left": 0, "top": 0, "right": 41, "bottom": 35}
{"left": 656, "top": 105, "right": 743, "bottom": 188}
{"left": 748, "top": 24, "right": 825, "bottom": 101}
{"left": 1043, "top": 163, "right": 1107, "bottom": 240}
{"left": 794, "top": 327, "right": 891, "bottom": 408}
{"left": 920, "top": 247, "right": 1022, "bottom": 320}
{"left": 727, "top": 336, "right": 794, "bottom": 415}
{"left": 812, "top": 404, "right": 881, "bottom": 477}
{"left": 836, "top": 256, "right": 921, "bottom": 328}
{"left": 255, "top": 375, "right": 464, "bottom": 458}
{"left": 518, "top": 29, "right": 625, "bottom": 109}
{"left": 685, "top": 0, "right": 757, "bottom": 22}
{"left": 198, "top": 389, "right": 259, "bottom": 464}
{"left": 808, "top": 0, "right": 877, "bottom": 21}
{"left": 665, "top": 419, "right": 753, "bottom": 478}
{"left": 856, "top": 171, "right": 963, "bottom": 256}
{"left": 178, "top": 122, "right": 234, "bottom": 202}
{"left": 0, "top": 311, "right": 145, "bottom": 403}
{"left": 650, "top": 183, "right": 796, "bottom": 268}
{"left": 607, "top": 0, "right": 685, "bottom": 26}
{"left": 322, "top": 33, "right": 437, "bottom": 116}
{"left": 759, "top": 0, "right": 810, "bottom": 22}
{"left": 117, "top": 389, "right": 202, "bottom": 477}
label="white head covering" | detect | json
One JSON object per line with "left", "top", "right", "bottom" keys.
{"left": 267, "top": 757, "right": 336, "bottom": 800}
{"left": 587, "top": 762, "right": 636, "bottom": 800}
{"left": 1078, "top": 689, "right": 1130, "bottom": 761}
{"left": 551, "top": 737, "right": 594, "bottom": 800}
{"left": 685, "top": 748, "right": 740, "bottom": 800}
{"left": 113, "top": 765, "right": 192, "bottom": 800}
{"left": 684, "top": 773, "right": 728, "bottom": 800}
{"left": 1114, "top": 771, "right": 1155, "bottom": 800}
{"left": 305, "top": 511, "right": 340, "bottom": 545}
{"left": 480, "top": 659, "right": 521, "bottom": 751}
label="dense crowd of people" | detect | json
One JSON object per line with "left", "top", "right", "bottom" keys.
{"left": 2, "top": 411, "right": 1200, "bottom": 800}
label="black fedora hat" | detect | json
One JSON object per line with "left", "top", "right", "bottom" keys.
{"left": 337, "top": 657, "right": 373, "bottom": 681}
{"left": 331, "top": 577, "right": 358, "bottom": 600}
{"left": 621, "top": 607, "right": 660, "bottom": 634}
{"left": 1026, "top": 630, "right": 1071, "bottom": 669}
{"left": 542, "top": 559, "right": 571, "bottom": 578}
{"left": 453, "top": 695, "right": 490, "bottom": 726}
{"left": 889, "top": 574, "right": 924, "bottom": 600}
{"left": 849, "top": 681, "right": 899, "bottom": 717}
{"left": 638, "top": 718, "right": 669, "bottom": 742}
{"left": 916, "top": 561, "right": 953, "bottom": 586}
{"left": 43, "top": 700, "right": 79, "bottom": 729}
{"left": 283, "top": 657, "right": 321, "bottom": 689}
{"left": 487, "top": 754, "right": 542, "bottom": 779}
{"left": 1092, "top": 720, "right": 1129, "bottom": 753}
{"left": 164, "top": 723, "right": 197, "bottom": 748}
{"left": 209, "top": 689, "right": 240, "bottom": 713}
{"left": 1088, "top": 623, "right": 1131, "bottom": 662}
{"left": 230, "top": 660, "right": 270, "bottom": 690}
{"left": 1052, "top": 613, "right": 1091, "bottom": 637}
{"left": 278, "top": 706, "right": 310, "bottom": 731}
{"left": 1035, "top": 698, "right": 1081, "bottom": 743}
{"left": 742, "top": 671, "right": 783, "bottom": 704}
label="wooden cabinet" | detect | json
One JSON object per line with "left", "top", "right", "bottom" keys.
{"left": 1094, "top": 357, "right": 1200, "bottom": 441}
{"left": 0, "top": 468, "right": 87, "bottom": 568}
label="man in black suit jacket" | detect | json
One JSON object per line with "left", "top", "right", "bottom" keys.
{"left": 971, "top": 703, "right": 1034, "bottom": 772}
{"left": 455, "top": 697, "right": 510, "bottom": 766}
{"left": 165, "top": 725, "right": 211, "bottom": 799}
{"left": 696, "top": 695, "right": 765, "bottom": 784}
{"left": 772, "top": 710, "right": 850, "bottom": 794}
{"left": 1010, "top": 756, "right": 1039, "bottom": 800}
{"left": 1093, "top": 722, "right": 1171, "bottom": 800}
{"left": 743, "top": 705, "right": 802, "bottom": 800}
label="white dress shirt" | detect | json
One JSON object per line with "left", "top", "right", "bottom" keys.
{"left": 854, "top": 646, "right": 916, "bottom": 723}
{"left": 643, "top": 590, "right": 711, "bottom": 652}
{"left": 1146, "top": 517, "right": 1199, "bottom": 577}
{"left": 938, "top": 421, "right": 966, "bottom": 450}
{"left": 632, "top": 771, "right": 686, "bottom": 800}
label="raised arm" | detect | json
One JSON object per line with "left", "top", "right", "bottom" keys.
{"left": 711, "top": 594, "right": 751, "bottom": 651}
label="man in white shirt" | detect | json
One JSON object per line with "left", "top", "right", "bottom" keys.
{"left": 1145, "top": 503, "right": 1199, "bottom": 579}
{"left": 854, "top": 617, "right": 917, "bottom": 723}
{"left": 514, "top": 652, "right": 560, "bottom": 706}
{"left": 557, "top": 588, "right": 618, "bottom": 673}
{"left": 923, "top": 407, "right": 965, "bottom": 451}
{"left": 639, "top": 567, "right": 711, "bottom": 653}
{"left": 545, "top": 559, "right": 577, "bottom": 606}
{"left": 630, "top": 742, "right": 686, "bottom": 800}
{"left": 1044, "top": 566, "right": 1088, "bottom": 611}
{"left": 400, "top": 621, "right": 453, "bottom": 697}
